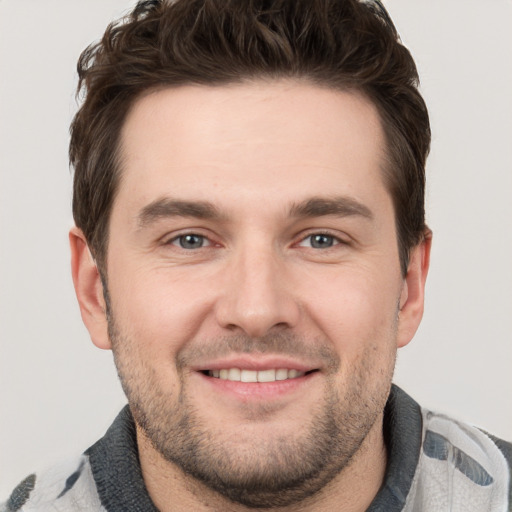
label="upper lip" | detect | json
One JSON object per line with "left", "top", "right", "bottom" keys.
{"left": 191, "top": 355, "right": 321, "bottom": 373}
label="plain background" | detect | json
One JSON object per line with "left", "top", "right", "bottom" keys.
{"left": 1, "top": 0, "right": 511, "bottom": 497}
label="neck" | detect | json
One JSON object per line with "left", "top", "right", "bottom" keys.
{"left": 137, "top": 413, "right": 387, "bottom": 512}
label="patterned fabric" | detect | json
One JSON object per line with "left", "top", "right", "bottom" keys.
{"left": 1, "top": 456, "right": 104, "bottom": 511}
{"left": 403, "top": 412, "right": 511, "bottom": 511}
{"left": 2, "top": 386, "right": 511, "bottom": 511}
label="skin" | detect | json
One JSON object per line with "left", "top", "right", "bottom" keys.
{"left": 70, "top": 81, "right": 430, "bottom": 511}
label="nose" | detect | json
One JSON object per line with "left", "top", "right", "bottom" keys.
{"left": 214, "top": 245, "right": 301, "bottom": 338}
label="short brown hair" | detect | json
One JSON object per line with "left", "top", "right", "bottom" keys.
{"left": 70, "top": 0, "right": 430, "bottom": 276}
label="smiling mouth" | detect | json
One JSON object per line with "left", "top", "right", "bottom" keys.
{"left": 202, "top": 368, "right": 318, "bottom": 383}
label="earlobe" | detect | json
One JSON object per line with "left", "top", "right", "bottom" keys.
{"left": 69, "top": 227, "right": 112, "bottom": 350}
{"left": 397, "top": 231, "right": 432, "bottom": 348}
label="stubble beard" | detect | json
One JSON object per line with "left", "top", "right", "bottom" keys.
{"left": 108, "top": 315, "right": 396, "bottom": 509}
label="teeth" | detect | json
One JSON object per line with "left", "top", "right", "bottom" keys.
{"left": 275, "top": 369, "right": 288, "bottom": 381}
{"left": 257, "top": 369, "right": 276, "bottom": 383}
{"left": 228, "top": 368, "right": 241, "bottom": 381}
{"left": 240, "top": 370, "right": 257, "bottom": 383}
{"left": 209, "top": 368, "right": 306, "bottom": 382}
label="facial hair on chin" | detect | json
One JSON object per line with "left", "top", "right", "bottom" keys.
{"left": 108, "top": 311, "right": 396, "bottom": 508}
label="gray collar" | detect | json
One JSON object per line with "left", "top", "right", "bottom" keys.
{"left": 86, "top": 384, "right": 422, "bottom": 511}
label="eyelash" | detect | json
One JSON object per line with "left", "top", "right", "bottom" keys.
{"left": 167, "top": 233, "right": 213, "bottom": 250}
{"left": 165, "top": 231, "right": 347, "bottom": 251}
{"left": 297, "top": 232, "right": 346, "bottom": 249}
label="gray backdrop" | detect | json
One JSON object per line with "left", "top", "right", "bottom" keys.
{"left": 1, "top": 0, "right": 511, "bottom": 496}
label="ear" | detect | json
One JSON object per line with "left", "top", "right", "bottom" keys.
{"left": 69, "top": 227, "right": 112, "bottom": 350}
{"left": 397, "top": 231, "right": 432, "bottom": 348}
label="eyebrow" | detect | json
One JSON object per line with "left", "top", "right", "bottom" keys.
{"left": 137, "top": 195, "right": 373, "bottom": 229}
{"left": 137, "top": 198, "right": 224, "bottom": 228}
{"left": 288, "top": 196, "right": 374, "bottom": 220}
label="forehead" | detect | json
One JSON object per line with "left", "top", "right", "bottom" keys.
{"left": 116, "top": 81, "right": 389, "bottom": 218}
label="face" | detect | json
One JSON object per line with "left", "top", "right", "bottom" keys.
{"left": 80, "top": 81, "right": 425, "bottom": 507}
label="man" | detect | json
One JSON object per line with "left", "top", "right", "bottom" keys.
{"left": 2, "top": 0, "right": 511, "bottom": 511}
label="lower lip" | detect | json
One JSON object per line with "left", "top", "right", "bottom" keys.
{"left": 196, "top": 371, "right": 318, "bottom": 400}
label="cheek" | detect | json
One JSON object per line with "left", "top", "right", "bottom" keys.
{"left": 108, "top": 263, "right": 217, "bottom": 355}
{"left": 298, "top": 267, "right": 401, "bottom": 352}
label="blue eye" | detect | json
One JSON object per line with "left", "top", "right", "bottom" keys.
{"left": 173, "top": 234, "right": 208, "bottom": 249}
{"left": 309, "top": 234, "right": 335, "bottom": 248}
{"left": 299, "top": 234, "right": 339, "bottom": 249}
